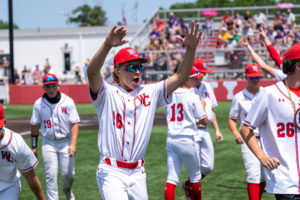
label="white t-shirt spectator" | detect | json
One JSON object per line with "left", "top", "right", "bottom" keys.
{"left": 254, "top": 13, "right": 266, "bottom": 25}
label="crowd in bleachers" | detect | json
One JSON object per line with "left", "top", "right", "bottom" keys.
{"left": 143, "top": 13, "right": 187, "bottom": 80}
{"left": 144, "top": 9, "right": 299, "bottom": 78}
{"left": 217, "top": 9, "right": 299, "bottom": 67}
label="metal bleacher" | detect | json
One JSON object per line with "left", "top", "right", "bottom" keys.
{"left": 129, "top": 5, "right": 300, "bottom": 81}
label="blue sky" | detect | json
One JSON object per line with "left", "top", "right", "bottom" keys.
{"left": 0, "top": 0, "right": 192, "bottom": 29}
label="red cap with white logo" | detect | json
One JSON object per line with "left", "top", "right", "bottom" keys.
{"left": 189, "top": 66, "right": 204, "bottom": 78}
{"left": 193, "top": 58, "right": 212, "bottom": 73}
{"left": 245, "top": 63, "right": 264, "bottom": 77}
{"left": 113, "top": 47, "right": 147, "bottom": 67}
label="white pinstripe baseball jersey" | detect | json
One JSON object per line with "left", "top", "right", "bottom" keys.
{"left": 244, "top": 80, "right": 300, "bottom": 194}
{"left": 0, "top": 128, "right": 38, "bottom": 191}
{"left": 31, "top": 93, "right": 80, "bottom": 141}
{"left": 164, "top": 88, "right": 207, "bottom": 136}
{"left": 90, "top": 80, "right": 170, "bottom": 162}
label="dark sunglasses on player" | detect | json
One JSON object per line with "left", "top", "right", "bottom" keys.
{"left": 249, "top": 76, "right": 262, "bottom": 80}
{"left": 123, "top": 65, "right": 144, "bottom": 73}
{"left": 44, "top": 76, "right": 58, "bottom": 83}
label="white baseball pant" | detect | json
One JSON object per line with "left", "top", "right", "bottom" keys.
{"left": 241, "top": 139, "right": 264, "bottom": 183}
{"left": 96, "top": 157, "right": 147, "bottom": 200}
{"left": 198, "top": 129, "right": 214, "bottom": 175}
{"left": 0, "top": 183, "right": 20, "bottom": 200}
{"left": 166, "top": 135, "right": 201, "bottom": 185}
{"left": 42, "top": 138, "right": 75, "bottom": 200}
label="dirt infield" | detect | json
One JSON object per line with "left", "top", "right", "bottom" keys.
{"left": 6, "top": 113, "right": 167, "bottom": 138}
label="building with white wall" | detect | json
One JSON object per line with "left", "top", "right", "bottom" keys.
{"left": 0, "top": 25, "right": 141, "bottom": 80}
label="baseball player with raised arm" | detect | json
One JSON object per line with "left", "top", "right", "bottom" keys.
{"left": 87, "top": 22, "right": 202, "bottom": 199}
{"left": 245, "top": 34, "right": 286, "bottom": 82}
{"left": 0, "top": 105, "right": 45, "bottom": 200}
{"left": 31, "top": 73, "right": 80, "bottom": 200}
{"left": 228, "top": 63, "right": 265, "bottom": 200}
{"left": 241, "top": 43, "right": 300, "bottom": 199}
{"left": 164, "top": 66, "right": 208, "bottom": 200}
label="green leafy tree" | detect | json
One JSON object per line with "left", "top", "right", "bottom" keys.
{"left": 0, "top": 19, "right": 18, "bottom": 29}
{"left": 69, "top": 4, "right": 107, "bottom": 26}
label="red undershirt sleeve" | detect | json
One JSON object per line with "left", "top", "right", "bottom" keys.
{"left": 267, "top": 44, "right": 282, "bottom": 68}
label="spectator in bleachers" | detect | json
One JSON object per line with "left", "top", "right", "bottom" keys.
{"left": 273, "top": 18, "right": 283, "bottom": 32}
{"left": 24, "top": 68, "right": 34, "bottom": 85}
{"left": 169, "top": 52, "right": 183, "bottom": 74}
{"left": 154, "top": 53, "right": 168, "bottom": 80}
{"left": 267, "top": 26, "right": 277, "bottom": 40}
{"left": 273, "top": 11, "right": 282, "bottom": 23}
{"left": 234, "top": 12, "right": 243, "bottom": 34}
{"left": 21, "top": 65, "right": 28, "bottom": 83}
{"left": 287, "top": 9, "right": 296, "bottom": 27}
{"left": 243, "top": 10, "right": 253, "bottom": 26}
{"left": 2, "top": 57, "right": 8, "bottom": 77}
{"left": 281, "top": 12, "right": 288, "bottom": 24}
{"left": 242, "top": 22, "right": 254, "bottom": 37}
{"left": 221, "top": 11, "right": 232, "bottom": 25}
{"left": 74, "top": 66, "right": 83, "bottom": 84}
{"left": 83, "top": 58, "right": 89, "bottom": 83}
{"left": 253, "top": 10, "right": 267, "bottom": 30}
{"left": 13, "top": 69, "right": 20, "bottom": 84}
{"left": 203, "top": 16, "right": 214, "bottom": 36}
{"left": 32, "top": 64, "right": 42, "bottom": 84}
{"left": 153, "top": 16, "right": 166, "bottom": 35}
{"left": 217, "top": 27, "right": 231, "bottom": 48}
{"left": 168, "top": 12, "right": 178, "bottom": 31}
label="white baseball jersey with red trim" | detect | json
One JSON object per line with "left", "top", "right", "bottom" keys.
{"left": 0, "top": 127, "right": 38, "bottom": 191}
{"left": 31, "top": 93, "right": 80, "bottom": 140}
{"left": 194, "top": 81, "right": 218, "bottom": 108}
{"left": 164, "top": 87, "right": 206, "bottom": 185}
{"left": 229, "top": 88, "right": 265, "bottom": 183}
{"left": 90, "top": 80, "right": 170, "bottom": 162}
{"left": 164, "top": 88, "right": 207, "bottom": 136}
{"left": 229, "top": 88, "right": 263, "bottom": 136}
{"left": 244, "top": 80, "right": 300, "bottom": 194}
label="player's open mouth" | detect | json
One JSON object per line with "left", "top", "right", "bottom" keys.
{"left": 133, "top": 78, "right": 139, "bottom": 83}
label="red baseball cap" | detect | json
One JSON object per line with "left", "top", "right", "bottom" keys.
{"left": 43, "top": 73, "right": 58, "bottom": 85}
{"left": 0, "top": 104, "right": 5, "bottom": 128}
{"left": 114, "top": 47, "right": 147, "bottom": 67}
{"left": 189, "top": 66, "right": 204, "bottom": 78}
{"left": 193, "top": 58, "right": 212, "bottom": 73}
{"left": 281, "top": 43, "right": 300, "bottom": 60}
{"left": 245, "top": 63, "right": 264, "bottom": 77}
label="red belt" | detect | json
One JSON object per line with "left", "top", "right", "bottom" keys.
{"left": 105, "top": 158, "right": 144, "bottom": 169}
{"left": 256, "top": 136, "right": 260, "bottom": 139}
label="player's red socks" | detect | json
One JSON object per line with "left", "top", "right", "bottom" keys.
{"left": 259, "top": 182, "right": 266, "bottom": 198}
{"left": 247, "top": 183, "right": 260, "bottom": 200}
{"left": 164, "top": 182, "right": 176, "bottom": 200}
{"left": 191, "top": 182, "right": 202, "bottom": 200}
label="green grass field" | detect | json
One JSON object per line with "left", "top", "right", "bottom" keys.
{"left": 3, "top": 103, "right": 275, "bottom": 200}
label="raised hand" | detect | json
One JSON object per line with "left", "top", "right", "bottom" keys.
{"left": 104, "top": 26, "right": 129, "bottom": 47}
{"left": 259, "top": 27, "right": 271, "bottom": 45}
{"left": 176, "top": 21, "right": 202, "bottom": 50}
